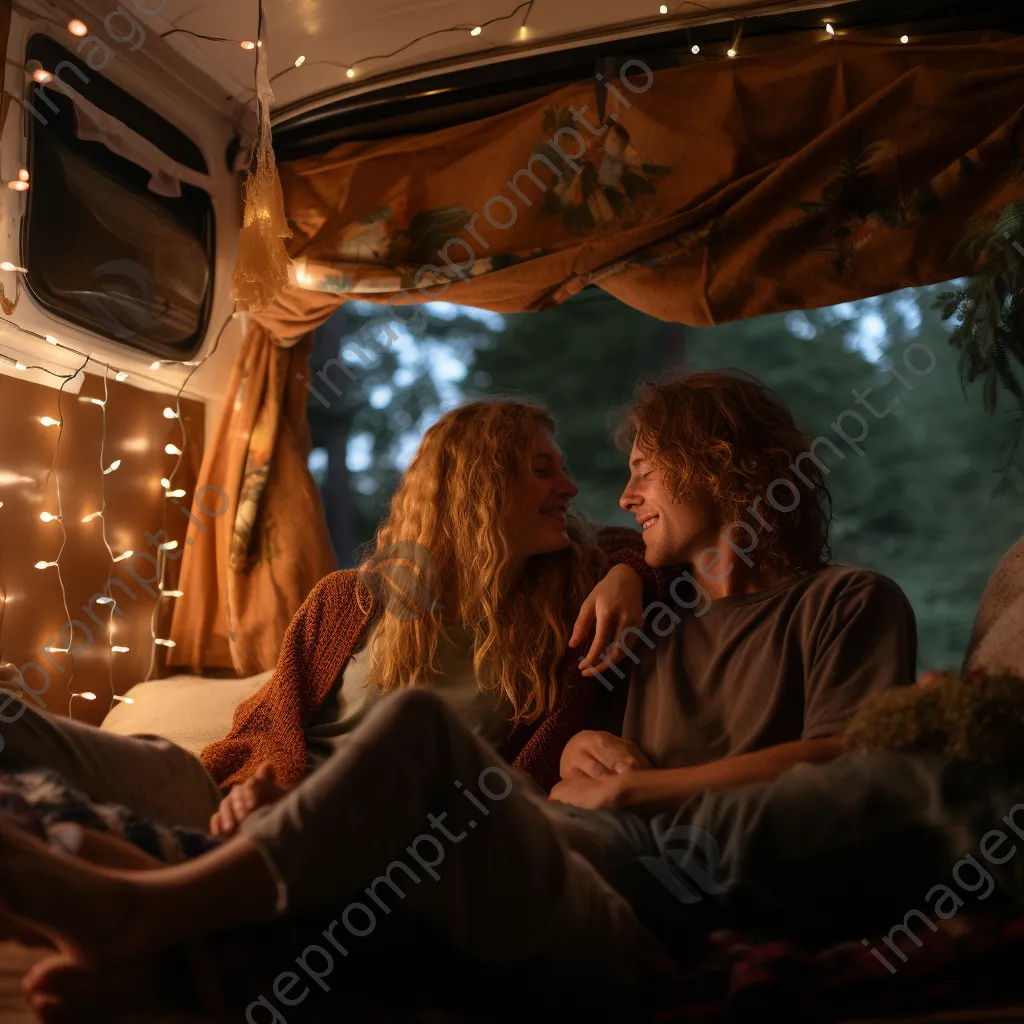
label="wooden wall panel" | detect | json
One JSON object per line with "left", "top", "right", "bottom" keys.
{"left": 0, "top": 369, "right": 204, "bottom": 726}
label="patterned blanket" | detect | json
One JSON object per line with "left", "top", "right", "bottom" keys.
{"left": 0, "top": 767, "right": 220, "bottom": 863}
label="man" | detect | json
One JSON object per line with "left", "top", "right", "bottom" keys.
{"left": 553, "top": 369, "right": 917, "bottom": 812}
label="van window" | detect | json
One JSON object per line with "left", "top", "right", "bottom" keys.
{"left": 22, "top": 35, "right": 214, "bottom": 359}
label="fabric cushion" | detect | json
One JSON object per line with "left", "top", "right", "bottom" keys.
{"left": 100, "top": 672, "right": 272, "bottom": 758}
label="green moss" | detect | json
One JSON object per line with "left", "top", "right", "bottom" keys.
{"left": 845, "top": 672, "right": 1024, "bottom": 763}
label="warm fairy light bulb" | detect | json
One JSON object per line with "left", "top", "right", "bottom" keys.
{"left": 165, "top": 488, "right": 186, "bottom": 498}
{"left": 294, "top": 55, "right": 305, "bottom": 66}
{"left": 32, "top": 68, "right": 53, "bottom": 84}
{"left": 96, "top": 596, "right": 114, "bottom": 605}
{"left": 240, "top": 40, "right": 255, "bottom": 49}
{"left": 15, "top": 362, "right": 27, "bottom": 371}
{"left": 79, "top": 397, "right": 105, "bottom": 407}
{"left": 154, "top": 638, "right": 177, "bottom": 648}
{"left": 112, "top": 550, "right": 133, "bottom": 562}
{"left": 67, "top": 19, "right": 88, "bottom": 36}
{"left": 159, "top": 540, "right": 179, "bottom": 551}
{"left": 115, "top": 370, "right": 129, "bottom": 381}
{"left": 900, "top": 34, "right": 909, "bottom": 43}
{"left": 0, "top": 262, "right": 26, "bottom": 272}
{"left": 103, "top": 460, "right": 121, "bottom": 474}
{"left": 160, "top": 477, "right": 171, "bottom": 489}
{"left": 34, "top": 560, "right": 57, "bottom": 569}
{"left": 44, "top": 334, "right": 58, "bottom": 345}
{"left": 81, "top": 511, "right": 102, "bottom": 523}
{"left": 149, "top": 361, "right": 161, "bottom": 370}
{"left": 727, "top": 47, "right": 737, "bottom": 57}
{"left": 111, "top": 646, "right": 130, "bottom": 654}
{"left": 162, "top": 407, "right": 179, "bottom": 419}
{"left": 8, "top": 181, "right": 29, "bottom": 192}
{"left": 346, "top": 67, "right": 355, "bottom": 78}
{"left": 39, "top": 416, "right": 60, "bottom": 426}
{"left": 73, "top": 691, "right": 98, "bottom": 701}
{"left": 18, "top": 169, "right": 29, "bottom": 182}
{"left": 691, "top": 43, "right": 700, "bottom": 53}
{"left": 112, "top": 693, "right": 134, "bottom": 702}
{"left": 517, "top": 25, "right": 529, "bottom": 40}
{"left": 161, "top": 589, "right": 184, "bottom": 598}
{"left": 44, "top": 645, "right": 70, "bottom": 653}
{"left": 659, "top": 4, "right": 668, "bottom": 11}
{"left": 470, "top": 26, "right": 482, "bottom": 36}
{"left": 825, "top": 22, "right": 835, "bottom": 35}
{"left": 39, "top": 511, "right": 58, "bottom": 522}
{"left": 165, "top": 443, "right": 182, "bottom": 456}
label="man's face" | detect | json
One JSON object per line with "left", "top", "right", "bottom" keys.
{"left": 619, "top": 441, "right": 720, "bottom": 568}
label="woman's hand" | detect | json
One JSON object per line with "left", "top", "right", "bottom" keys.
{"left": 209, "top": 761, "right": 289, "bottom": 838}
{"left": 570, "top": 564, "right": 646, "bottom": 677}
{"left": 560, "top": 729, "right": 652, "bottom": 781}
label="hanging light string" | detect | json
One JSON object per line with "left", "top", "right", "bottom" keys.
{"left": 37, "top": 354, "right": 89, "bottom": 717}
{"left": 268, "top": 0, "right": 536, "bottom": 84}
{"left": 3, "top": 295, "right": 237, "bottom": 694}
{"left": 144, "top": 305, "right": 236, "bottom": 682}
{"left": 153, "top": 0, "right": 536, "bottom": 86}
{"left": 96, "top": 369, "right": 131, "bottom": 711}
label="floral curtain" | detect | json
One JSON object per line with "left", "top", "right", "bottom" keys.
{"left": 171, "top": 29, "right": 1024, "bottom": 673}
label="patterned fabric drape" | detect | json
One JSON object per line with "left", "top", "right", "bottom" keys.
{"left": 170, "top": 29, "right": 1024, "bottom": 673}
{"left": 284, "top": 32, "right": 1024, "bottom": 323}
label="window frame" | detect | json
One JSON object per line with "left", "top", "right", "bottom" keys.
{"left": 21, "top": 34, "right": 216, "bottom": 362}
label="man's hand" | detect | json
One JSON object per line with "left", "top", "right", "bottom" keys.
{"left": 549, "top": 773, "right": 627, "bottom": 811}
{"left": 570, "top": 564, "right": 646, "bottom": 677}
{"left": 209, "top": 761, "right": 289, "bottom": 838}
{"left": 559, "top": 729, "right": 652, "bottom": 781}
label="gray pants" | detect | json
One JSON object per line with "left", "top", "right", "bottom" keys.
{"left": 239, "top": 688, "right": 666, "bottom": 986}
{"left": 0, "top": 696, "right": 222, "bottom": 830}
{"left": 0, "top": 689, "right": 666, "bottom": 988}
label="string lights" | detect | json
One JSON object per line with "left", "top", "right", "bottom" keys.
{"left": 0, "top": 249, "right": 236, "bottom": 708}
{"left": 156, "top": 0, "right": 538, "bottom": 89}
{"left": 727, "top": 19, "right": 743, "bottom": 58}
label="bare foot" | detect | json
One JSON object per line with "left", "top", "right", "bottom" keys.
{"left": 0, "top": 817, "right": 144, "bottom": 966}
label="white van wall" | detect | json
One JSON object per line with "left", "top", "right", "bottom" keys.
{"left": 1, "top": 0, "right": 249, "bottom": 445}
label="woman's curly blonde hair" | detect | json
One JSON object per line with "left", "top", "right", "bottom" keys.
{"left": 615, "top": 369, "right": 832, "bottom": 575}
{"left": 357, "top": 397, "right": 603, "bottom": 725}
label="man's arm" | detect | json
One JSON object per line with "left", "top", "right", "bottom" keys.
{"left": 616, "top": 735, "right": 845, "bottom": 811}
{"left": 550, "top": 735, "right": 845, "bottom": 812}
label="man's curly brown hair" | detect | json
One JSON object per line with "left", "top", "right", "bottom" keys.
{"left": 615, "top": 369, "right": 833, "bottom": 575}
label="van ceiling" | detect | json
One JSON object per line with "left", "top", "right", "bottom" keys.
{"left": 143, "top": 0, "right": 1021, "bottom": 160}
{"left": 153, "top": 0, "right": 844, "bottom": 119}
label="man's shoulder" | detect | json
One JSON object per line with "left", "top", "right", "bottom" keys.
{"left": 799, "top": 565, "right": 914, "bottom": 616}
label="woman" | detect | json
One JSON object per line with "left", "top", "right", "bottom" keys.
{"left": 201, "top": 396, "right": 654, "bottom": 835}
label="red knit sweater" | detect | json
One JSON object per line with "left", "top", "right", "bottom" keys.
{"left": 200, "top": 528, "right": 654, "bottom": 793}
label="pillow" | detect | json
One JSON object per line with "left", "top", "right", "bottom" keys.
{"left": 100, "top": 672, "right": 273, "bottom": 757}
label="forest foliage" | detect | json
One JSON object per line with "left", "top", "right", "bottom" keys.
{"left": 309, "top": 283, "right": 1023, "bottom": 672}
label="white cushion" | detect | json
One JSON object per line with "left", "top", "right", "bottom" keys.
{"left": 100, "top": 671, "right": 273, "bottom": 758}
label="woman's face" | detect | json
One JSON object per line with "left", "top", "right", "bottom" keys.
{"left": 503, "top": 428, "right": 579, "bottom": 568}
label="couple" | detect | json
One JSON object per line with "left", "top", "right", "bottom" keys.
{"left": 2, "top": 370, "right": 924, "bottom": 1015}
